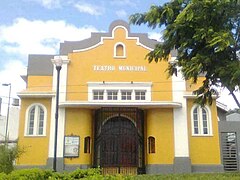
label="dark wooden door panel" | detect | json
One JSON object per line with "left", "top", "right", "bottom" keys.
{"left": 94, "top": 107, "right": 145, "bottom": 173}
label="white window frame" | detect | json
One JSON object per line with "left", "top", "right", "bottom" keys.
{"left": 113, "top": 42, "right": 126, "bottom": 58}
{"left": 24, "top": 103, "right": 47, "bottom": 136}
{"left": 121, "top": 90, "right": 132, "bottom": 100}
{"left": 107, "top": 90, "right": 118, "bottom": 100}
{"left": 93, "top": 90, "right": 104, "bottom": 100}
{"left": 135, "top": 90, "right": 146, "bottom": 100}
{"left": 88, "top": 82, "right": 152, "bottom": 102}
{"left": 191, "top": 105, "right": 212, "bottom": 136}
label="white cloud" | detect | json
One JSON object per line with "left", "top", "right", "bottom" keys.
{"left": 116, "top": 10, "right": 128, "bottom": 19}
{"left": 25, "top": 0, "right": 61, "bottom": 9}
{"left": 74, "top": 2, "right": 105, "bottom": 16}
{"left": 0, "top": 60, "right": 26, "bottom": 94}
{"left": 0, "top": 60, "right": 26, "bottom": 115}
{"left": 148, "top": 32, "right": 163, "bottom": 42}
{"left": 0, "top": 18, "right": 99, "bottom": 113}
{"left": 0, "top": 18, "right": 98, "bottom": 56}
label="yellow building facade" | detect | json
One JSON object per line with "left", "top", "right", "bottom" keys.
{"left": 17, "top": 20, "right": 223, "bottom": 174}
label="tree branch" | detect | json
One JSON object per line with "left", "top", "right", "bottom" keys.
{"left": 228, "top": 88, "right": 240, "bottom": 108}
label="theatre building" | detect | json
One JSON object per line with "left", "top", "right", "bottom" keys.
{"left": 17, "top": 20, "right": 223, "bottom": 174}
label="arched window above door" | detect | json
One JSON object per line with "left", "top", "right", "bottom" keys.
{"left": 114, "top": 42, "right": 126, "bottom": 58}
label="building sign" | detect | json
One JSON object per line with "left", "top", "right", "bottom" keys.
{"left": 93, "top": 65, "right": 147, "bottom": 72}
{"left": 64, "top": 136, "right": 80, "bottom": 158}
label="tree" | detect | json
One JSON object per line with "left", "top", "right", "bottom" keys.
{"left": 130, "top": 0, "right": 240, "bottom": 108}
{"left": 0, "top": 143, "right": 23, "bottom": 174}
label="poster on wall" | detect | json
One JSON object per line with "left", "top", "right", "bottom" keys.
{"left": 64, "top": 136, "right": 80, "bottom": 158}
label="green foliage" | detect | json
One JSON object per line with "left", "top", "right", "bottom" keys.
{"left": 0, "top": 173, "right": 8, "bottom": 180}
{"left": 130, "top": 0, "right": 240, "bottom": 107}
{"left": 69, "top": 167, "right": 101, "bottom": 179}
{"left": 0, "top": 144, "right": 23, "bottom": 174}
{"left": 5, "top": 168, "right": 101, "bottom": 179}
{"left": 2, "top": 169, "right": 240, "bottom": 179}
{"left": 9, "top": 168, "right": 53, "bottom": 180}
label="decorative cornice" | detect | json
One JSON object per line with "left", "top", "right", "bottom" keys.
{"left": 183, "top": 93, "right": 217, "bottom": 99}
{"left": 60, "top": 101, "right": 182, "bottom": 109}
{"left": 17, "top": 91, "right": 55, "bottom": 98}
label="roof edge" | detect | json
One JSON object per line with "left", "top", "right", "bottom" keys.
{"left": 60, "top": 20, "right": 159, "bottom": 55}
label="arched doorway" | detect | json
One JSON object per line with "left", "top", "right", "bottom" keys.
{"left": 101, "top": 117, "right": 137, "bottom": 167}
{"left": 94, "top": 107, "right": 144, "bottom": 174}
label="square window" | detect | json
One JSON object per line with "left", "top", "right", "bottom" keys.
{"left": 135, "top": 91, "right": 146, "bottom": 100}
{"left": 107, "top": 90, "right": 118, "bottom": 100}
{"left": 121, "top": 91, "right": 132, "bottom": 100}
{"left": 93, "top": 90, "right": 104, "bottom": 100}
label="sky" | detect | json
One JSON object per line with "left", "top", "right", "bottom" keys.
{"left": 0, "top": 0, "right": 239, "bottom": 115}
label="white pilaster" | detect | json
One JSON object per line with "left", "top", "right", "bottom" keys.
{"left": 172, "top": 58, "right": 190, "bottom": 157}
{"left": 48, "top": 56, "right": 69, "bottom": 158}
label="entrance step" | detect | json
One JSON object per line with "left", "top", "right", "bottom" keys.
{"left": 102, "top": 167, "right": 137, "bottom": 175}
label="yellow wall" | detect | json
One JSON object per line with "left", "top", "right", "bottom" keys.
{"left": 146, "top": 109, "right": 174, "bottom": 164}
{"left": 66, "top": 27, "right": 172, "bottom": 102}
{"left": 186, "top": 77, "right": 205, "bottom": 92}
{"left": 187, "top": 99, "right": 221, "bottom": 164}
{"left": 18, "top": 23, "right": 223, "bottom": 169}
{"left": 17, "top": 98, "right": 52, "bottom": 165}
{"left": 27, "top": 76, "right": 53, "bottom": 92}
{"left": 64, "top": 108, "right": 93, "bottom": 165}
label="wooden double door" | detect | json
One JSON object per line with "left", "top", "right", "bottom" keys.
{"left": 101, "top": 117, "right": 137, "bottom": 167}
{"left": 94, "top": 107, "right": 144, "bottom": 174}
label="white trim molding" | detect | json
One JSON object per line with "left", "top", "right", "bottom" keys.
{"left": 172, "top": 64, "right": 190, "bottom": 157}
{"left": 183, "top": 93, "right": 217, "bottom": 99}
{"left": 18, "top": 92, "right": 55, "bottom": 98}
{"left": 59, "top": 101, "right": 182, "bottom": 109}
{"left": 73, "top": 25, "right": 154, "bottom": 53}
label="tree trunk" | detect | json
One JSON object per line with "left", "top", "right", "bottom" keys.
{"left": 228, "top": 88, "right": 240, "bottom": 109}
